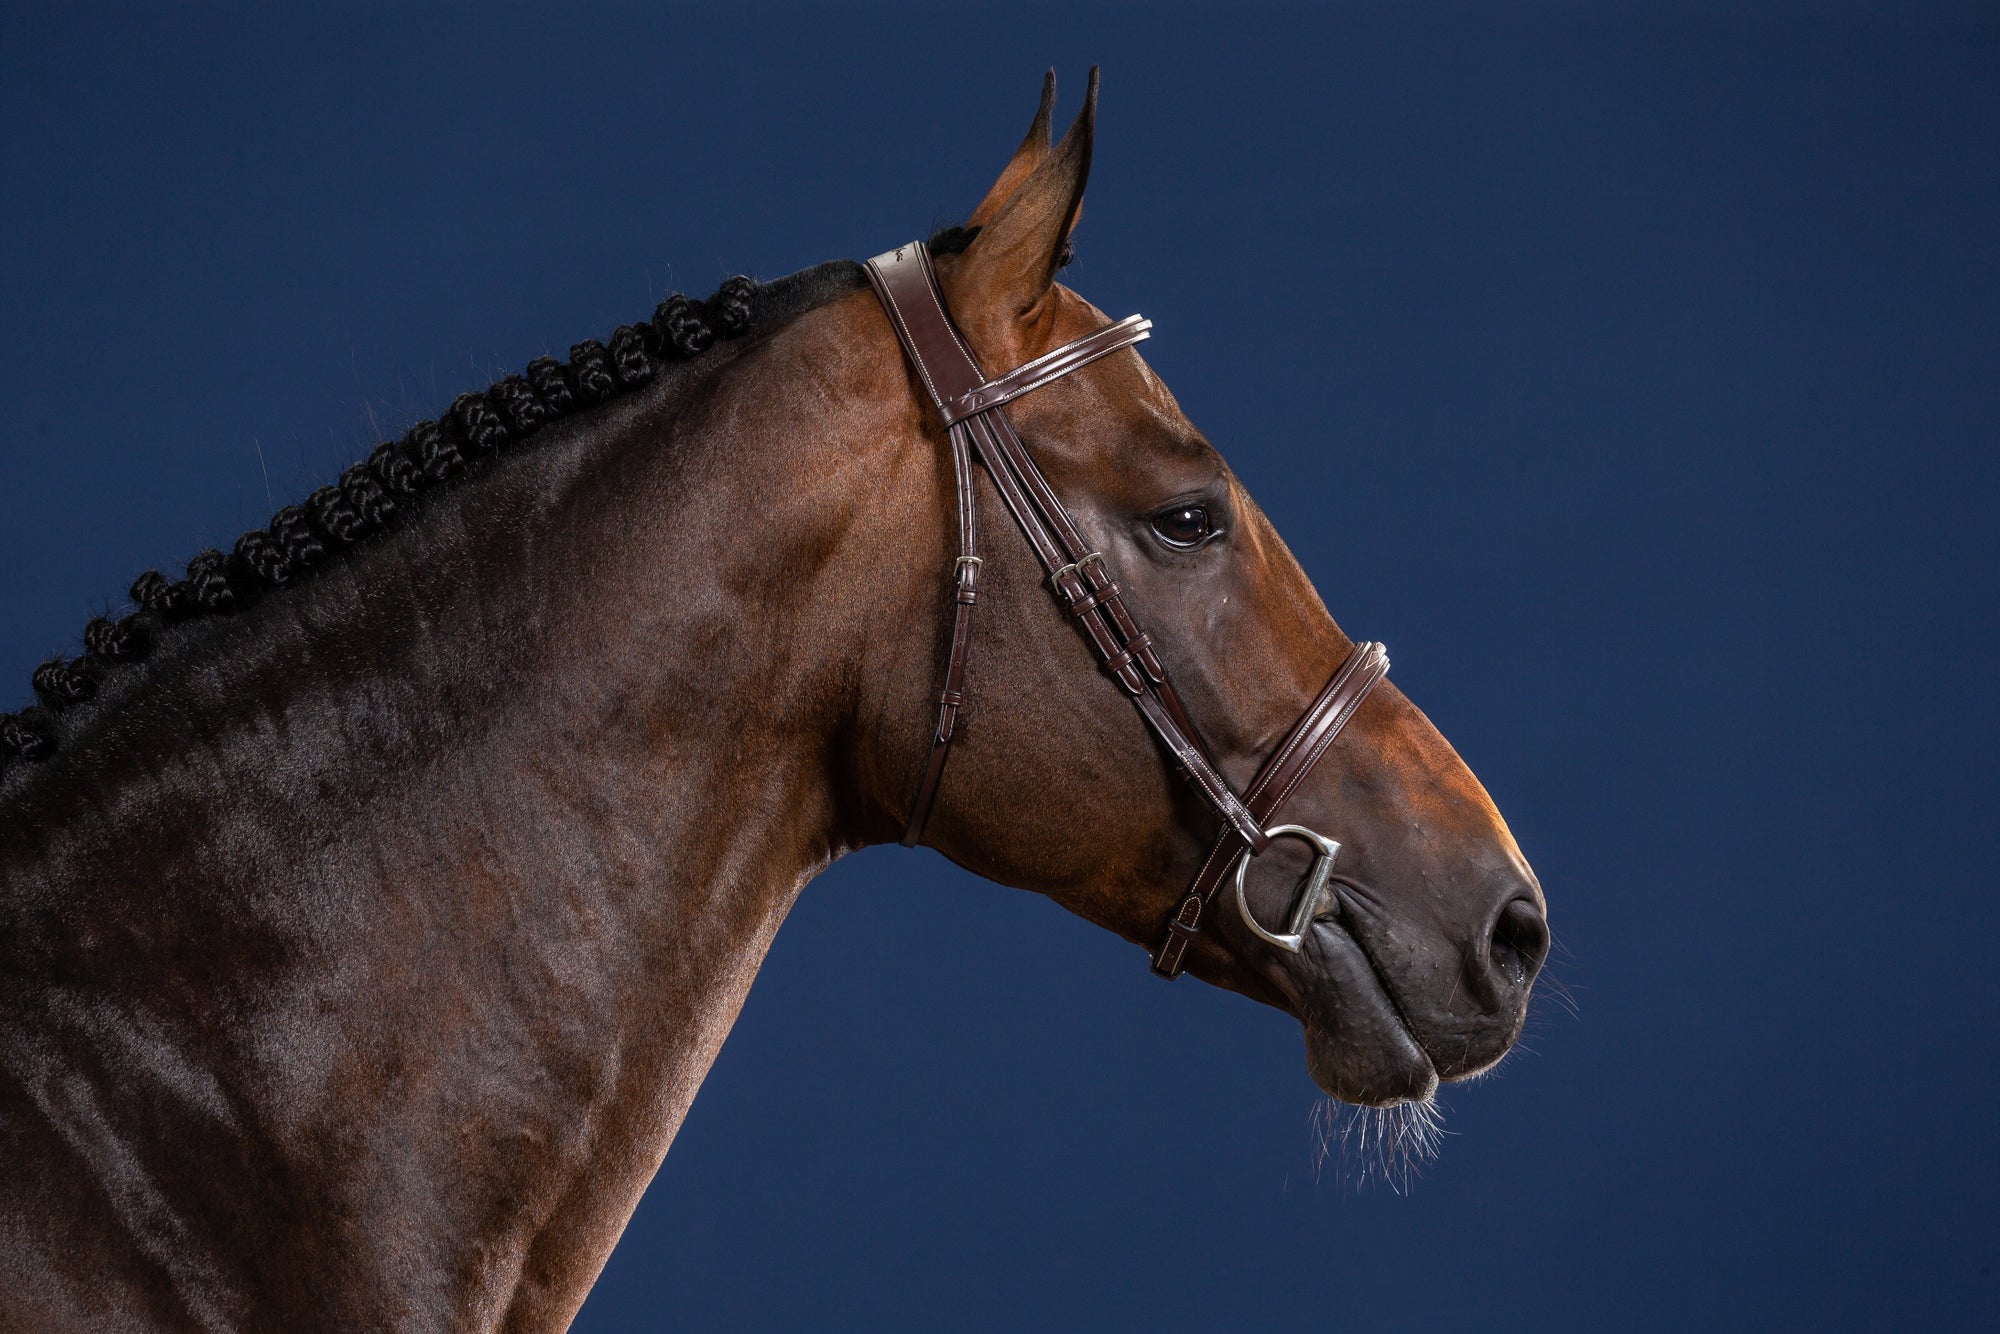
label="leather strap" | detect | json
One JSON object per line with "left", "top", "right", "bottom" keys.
{"left": 1150, "top": 641, "right": 1389, "bottom": 978}
{"left": 943, "top": 315, "right": 1152, "bottom": 423}
{"left": 865, "top": 242, "right": 988, "bottom": 410}
{"left": 866, "top": 244, "right": 985, "bottom": 846}
{"left": 867, "top": 241, "right": 1266, "bottom": 852}
{"left": 865, "top": 239, "right": 1390, "bottom": 974}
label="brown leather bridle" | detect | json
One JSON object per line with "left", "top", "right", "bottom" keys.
{"left": 866, "top": 241, "right": 1389, "bottom": 978}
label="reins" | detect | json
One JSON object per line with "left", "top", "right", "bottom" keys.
{"left": 865, "top": 241, "right": 1388, "bottom": 978}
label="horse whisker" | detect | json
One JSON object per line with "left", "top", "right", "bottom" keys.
{"left": 1308, "top": 1095, "right": 1447, "bottom": 1194}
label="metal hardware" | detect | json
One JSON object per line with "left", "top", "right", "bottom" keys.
{"left": 1048, "top": 551, "right": 1104, "bottom": 586}
{"left": 1232, "top": 824, "right": 1341, "bottom": 953}
{"left": 955, "top": 555, "right": 983, "bottom": 570}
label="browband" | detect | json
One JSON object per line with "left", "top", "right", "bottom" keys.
{"left": 943, "top": 315, "right": 1152, "bottom": 423}
{"left": 864, "top": 239, "right": 1388, "bottom": 978}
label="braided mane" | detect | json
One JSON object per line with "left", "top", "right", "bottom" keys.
{"left": 0, "top": 274, "right": 771, "bottom": 772}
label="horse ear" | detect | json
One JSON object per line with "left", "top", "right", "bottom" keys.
{"left": 944, "top": 67, "right": 1096, "bottom": 326}
{"left": 965, "top": 70, "right": 1057, "bottom": 229}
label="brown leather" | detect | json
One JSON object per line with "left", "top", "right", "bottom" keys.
{"left": 864, "top": 243, "right": 988, "bottom": 409}
{"left": 865, "top": 240, "right": 1389, "bottom": 970}
{"left": 942, "top": 315, "right": 1152, "bottom": 423}
{"left": 867, "top": 242, "right": 1265, "bottom": 852}
{"left": 1150, "top": 641, "right": 1389, "bottom": 977}
{"left": 865, "top": 245, "right": 987, "bottom": 846}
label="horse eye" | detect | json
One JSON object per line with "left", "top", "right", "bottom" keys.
{"left": 1151, "top": 504, "right": 1215, "bottom": 549}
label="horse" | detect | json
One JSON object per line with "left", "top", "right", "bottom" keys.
{"left": 0, "top": 72, "right": 1548, "bottom": 1330}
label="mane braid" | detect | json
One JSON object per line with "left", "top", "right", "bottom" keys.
{"left": 0, "top": 274, "right": 763, "bottom": 773}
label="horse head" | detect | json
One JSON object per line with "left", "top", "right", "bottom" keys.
{"left": 849, "top": 72, "right": 1548, "bottom": 1106}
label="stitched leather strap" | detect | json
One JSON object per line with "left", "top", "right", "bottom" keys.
{"left": 866, "top": 238, "right": 1390, "bottom": 975}
{"left": 867, "top": 245, "right": 985, "bottom": 846}
{"left": 943, "top": 315, "right": 1152, "bottom": 423}
{"left": 865, "top": 242, "right": 987, "bottom": 409}
{"left": 867, "top": 241, "right": 1264, "bottom": 852}
{"left": 1150, "top": 642, "right": 1390, "bottom": 978}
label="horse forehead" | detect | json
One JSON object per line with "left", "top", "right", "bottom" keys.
{"left": 1023, "top": 297, "right": 1212, "bottom": 476}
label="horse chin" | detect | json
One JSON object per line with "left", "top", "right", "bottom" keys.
{"left": 1298, "top": 920, "right": 1439, "bottom": 1107}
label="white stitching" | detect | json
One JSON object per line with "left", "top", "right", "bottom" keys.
{"left": 872, "top": 266, "right": 951, "bottom": 410}
{"left": 948, "top": 318, "right": 1152, "bottom": 420}
{"left": 1267, "top": 655, "right": 1387, "bottom": 814}
{"left": 1249, "top": 658, "right": 1366, "bottom": 806}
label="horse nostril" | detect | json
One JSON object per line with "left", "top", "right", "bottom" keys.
{"left": 1489, "top": 898, "right": 1550, "bottom": 992}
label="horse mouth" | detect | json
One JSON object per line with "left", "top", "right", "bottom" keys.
{"left": 1295, "top": 917, "right": 1439, "bottom": 1107}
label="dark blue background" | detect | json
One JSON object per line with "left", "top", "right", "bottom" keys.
{"left": 4, "top": 5, "right": 1994, "bottom": 1329}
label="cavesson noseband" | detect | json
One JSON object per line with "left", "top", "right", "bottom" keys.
{"left": 865, "top": 241, "right": 1389, "bottom": 978}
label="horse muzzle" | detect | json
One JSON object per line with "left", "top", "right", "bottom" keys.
{"left": 1235, "top": 831, "right": 1549, "bottom": 1103}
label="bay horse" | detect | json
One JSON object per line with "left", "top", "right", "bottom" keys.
{"left": 0, "top": 73, "right": 1547, "bottom": 1330}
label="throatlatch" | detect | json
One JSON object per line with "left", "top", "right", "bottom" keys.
{"left": 863, "top": 240, "right": 1388, "bottom": 978}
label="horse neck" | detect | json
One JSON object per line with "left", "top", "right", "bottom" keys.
{"left": 0, "top": 305, "right": 910, "bottom": 1326}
